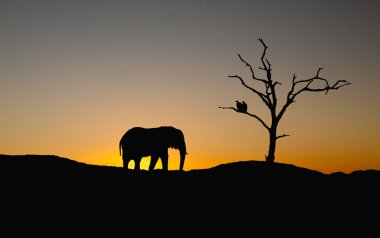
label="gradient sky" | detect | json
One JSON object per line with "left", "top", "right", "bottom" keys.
{"left": 1, "top": 0, "right": 379, "bottom": 174}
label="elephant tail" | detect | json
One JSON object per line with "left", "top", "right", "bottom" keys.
{"left": 119, "top": 142, "right": 122, "bottom": 156}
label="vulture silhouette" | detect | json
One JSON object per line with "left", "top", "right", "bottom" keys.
{"left": 236, "top": 100, "right": 247, "bottom": 113}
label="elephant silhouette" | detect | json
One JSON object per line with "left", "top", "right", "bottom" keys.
{"left": 119, "top": 126, "right": 187, "bottom": 171}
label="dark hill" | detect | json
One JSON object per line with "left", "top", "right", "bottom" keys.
{"left": 1, "top": 153, "right": 379, "bottom": 185}
{"left": 0, "top": 154, "right": 378, "bottom": 233}
{"left": 1, "top": 154, "right": 378, "bottom": 195}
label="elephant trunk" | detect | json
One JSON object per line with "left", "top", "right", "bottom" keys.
{"left": 179, "top": 150, "right": 186, "bottom": 171}
{"left": 179, "top": 141, "right": 187, "bottom": 171}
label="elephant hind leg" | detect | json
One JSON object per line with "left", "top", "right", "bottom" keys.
{"left": 122, "top": 156, "right": 131, "bottom": 169}
{"left": 134, "top": 157, "right": 142, "bottom": 171}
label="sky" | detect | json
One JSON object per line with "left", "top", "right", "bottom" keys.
{"left": 1, "top": 0, "right": 379, "bottom": 174}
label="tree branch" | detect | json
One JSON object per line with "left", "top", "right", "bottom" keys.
{"left": 257, "top": 38, "right": 278, "bottom": 110}
{"left": 276, "top": 134, "right": 290, "bottom": 140}
{"left": 330, "top": 80, "right": 351, "bottom": 90}
{"left": 219, "top": 106, "right": 270, "bottom": 130}
{"left": 237, "top": 53, "right": 267, "bottom": 84}
{"left": 258, "top": 38, "right": 269, "bottom": 71}
{"left": 228, "top": 75, "right": 271, "bottom": 107}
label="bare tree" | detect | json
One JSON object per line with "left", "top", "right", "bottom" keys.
{"left": 220, "top": 39, "right": 350, "bottom": 163}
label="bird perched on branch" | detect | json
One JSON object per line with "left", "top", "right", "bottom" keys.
{"left": 236, "top": 100, "right": 247, "bottom": 113}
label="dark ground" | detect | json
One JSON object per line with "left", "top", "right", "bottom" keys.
{"left": 1, "top": 154, "right": 378, "bottom": 234}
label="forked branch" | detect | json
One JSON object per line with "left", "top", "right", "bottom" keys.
{"left": 279, "top": 68, "right": 351, "bottom": 121}
{"left": 290, "top": 68, "right": 350, "bottom": 99}
{"left": 237, "top": 53, "right": 267, "bottom": 84}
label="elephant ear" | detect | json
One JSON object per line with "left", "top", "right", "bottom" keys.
{"left": 167, "top": 128, "right": 183, "bottom": 149}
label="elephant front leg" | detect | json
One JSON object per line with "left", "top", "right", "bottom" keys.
{"left": 149, "top": 155, "right": 159, "bottom": 171}
{"left": 161, "top": 151, "right": 169, "bottom": 171}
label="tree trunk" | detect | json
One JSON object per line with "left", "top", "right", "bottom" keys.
{"left": 266, "top": 127, "right": 277, "bottom": 163}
